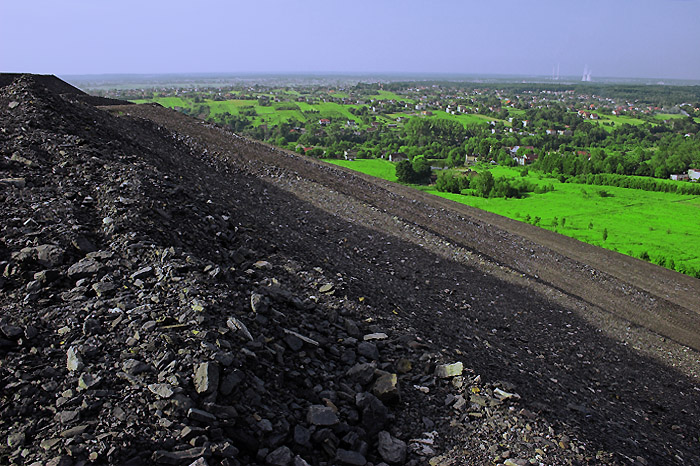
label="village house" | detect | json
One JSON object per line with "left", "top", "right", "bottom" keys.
{"left": 388, "top": 152, "right": 408, "bottom": 162}
{"left": 689, "top": 169, "right": 700, "bottom": 181}
{"left": 514, "top": 152, "right": 539, "bottom": 166}
{"left": 670, "top": 173, "right": 690, "bottom": 181}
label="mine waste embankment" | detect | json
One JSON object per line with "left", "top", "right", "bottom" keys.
{"left": 1, "top": 74, "right": 699, "bottom": 466}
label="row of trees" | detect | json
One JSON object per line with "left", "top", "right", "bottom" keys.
{"left": 434, "top": 170, "right": 554, "bottom": 199}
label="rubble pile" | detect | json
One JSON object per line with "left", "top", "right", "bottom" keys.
{"left": 1, "top": 76, "right": 698, "bottom": 466}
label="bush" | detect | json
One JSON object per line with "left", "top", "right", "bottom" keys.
{"left": 435, "top": 171, "right": 462, "bottom": 194}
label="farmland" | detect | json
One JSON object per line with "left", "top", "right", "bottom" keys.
{"left": 119, "top": 79, "right": 700, "bottom": 276}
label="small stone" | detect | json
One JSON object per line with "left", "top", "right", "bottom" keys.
{"left": 187, "top": 458, "right": 209, "bottom": 466}
{"left": 307, "top": 405, "right": 339, "bottom": 426}
{"left": 92, "top": 281, "right": 116, "bottom": 296}
{"left": 363, "top": 332, "right": 388, "bottom": 341}
{"left": 78, "top": 373, "right": 101, "bottom": 390}
{"left": 40, "top": 438, "right": 61, "bottom": 450}
{"left": 396, "top": 358, "right": 412, "bottom": 374}
{"left": 7, "top": 431, "right": 25, "bottom": 448}
{"left": 72, "top": 236, "right": 97, "bottom": 253}
{"left": 284, "top": 333, "right": 303, "bottom": 351}
{"left": 152, "top": 447, "right": 210, "bottom": 464}
{"left": 346, "top": 363, "right": 376, "bottom": 386}
{"left": 148, "top": 383, "right": 175, "bottom": 399}
{"left": 187, "top": 407, "right": 217, "bottom": 423}
{"left": 319, "top": 283, "right": 334, "bottom": 294}
{"left": 372, "top": 373, "right": 400, "bottom": 404}
{"left": 211, "top": 441, "right": 239, "bottom": 459}
{"left": 0, "top": 178, "right": 25, "bottom": 188}
{"left": 504, "top": 459, "right": 528, "bottom": 466}
{"left": 355, "top": 392, "right": 388, "bottom": 435}
{"left": 435, "top": 362, "right": 463, "bottom": 378}
{"left": 377, "top": 431, "right": 407, "bottom": 464}
{"left": 250, "top": 293, "right": 267, "bottom": 313}
{"left": 82, "top": 318, "right": 102, "bottom": 335}
{"left": 8, "top": 101, "right": 19, "bottom": 109}
{"left": 193, "top": 362, "right": 220, "bottom": 394}
{"left": 226, "top": 316, "right": 253, "bottom": 341}
{"left": 66, "top": 346, "right": 83, "bottom": 372}
{"left": 58, "top": 410, "right": 79, "bottom": 424}
{"left": 219, "top": 369, "right": 245, "bottom": 396}
{"left": 494, "top": 387, "right": 520, "bottom": 401}
{"left": 67, "top": 258, "right": 102, "bottom": 279}
{"left": 131, "top": 266, "right": 154, "bottom": 280}
{"left": 60, "top": 425, "right": 88, "bottom": 438}
{"left": 35, "top": 244, "right": 64, "bottom": 267}
{"left": 336, "top": 448, "right": 366, "bottom": 466}
{"left": 294, "top": 425, "right": 311, "bottom": 446}
{"left": 122, "top": 359, "right": 150, "bottom": 375}
{"left": 1, "top": 323, "right": 23, "bottom": 339}
{"left": 357, "top": 341, "right": 379, "bottom": 360}
{"left": 266, "top": 446, "right": 293, "bottom": 466}
{"left": 253, "top": 260, "right": 272, "bottom": 270}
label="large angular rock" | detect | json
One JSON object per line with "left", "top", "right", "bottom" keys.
{"left": 35, "top": 244, "right": 64, "bottom": 267}
{"left": 266, "top": 446, "right": 293, "bottom": 466}
{"left": 377, "top": 431, "right": 407, "bottom": 464}
{"left": 336, "top": 449, "right": 366, "bottom": 466}
{"left": 355, "top": 392, "right": 388, "bottom": 435}
{"left": 67, "top": 258, "right": 102, "bottom": 279}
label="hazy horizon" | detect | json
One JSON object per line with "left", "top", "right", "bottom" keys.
{"left": 2, "top": 0, "right": 699, "bottom": 81}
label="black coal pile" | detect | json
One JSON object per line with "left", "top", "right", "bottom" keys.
{"left": 3, "top": 75, "right": 694, "bottom": 466}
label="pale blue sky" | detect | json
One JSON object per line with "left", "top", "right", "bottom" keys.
{"left": 1, "top": 0, "right": 699, "bottom": 79}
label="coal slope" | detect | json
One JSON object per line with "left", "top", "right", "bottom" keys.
{"left": 0, "top": 75, "right": 698, "bottom": 466}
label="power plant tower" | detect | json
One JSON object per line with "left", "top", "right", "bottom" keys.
{"left": 552, "top": 64, "right": 561, "bottom": 81}
{"left": 582, "top": 65, "right": 592, "bottom": 82}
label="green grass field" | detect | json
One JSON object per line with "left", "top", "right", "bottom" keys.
{"left": 431, "top": 111, "right": 499, "bottom": 126}
{"left": 368, "top": 90, "right": 414, "bottom": 102}
{"left": 326, "top": 159, "right": 700, "bottom": 274}
{"left": 327, "top": 158, "right": 398, "bottom": 182}
{"left": 131, "top": 96, "right": 190, "bottom": 108}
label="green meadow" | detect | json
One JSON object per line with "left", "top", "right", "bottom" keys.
{"left": 368, "top": 90, "right": 414, "bottom": 102}
{"left": 326, "top": 159, "right": 700, "bottom": 274}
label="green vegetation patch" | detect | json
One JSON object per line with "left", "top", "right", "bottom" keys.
{"left": 327, "top": 160, "right": 700, "bottom": 274}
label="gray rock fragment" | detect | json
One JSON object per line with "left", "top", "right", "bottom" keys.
{"left": 377, "top": 431, "right": 407, "bottom": 464}
{"left": 336, "top": 448, "right": 366, "bottom": 465}
{"left": 435, "top": 362, "right": 463, "bottom": 378}
{"left": 193, "top": 362, "right": 220, "bottom": 394}
{"left": 372, "top": 373, "right": 400, "bottom": 404}
{"left": 148, "top": 383, "right": 175, "bottom": 399}
{"left": 66, "top": 346, "right": 83, "bottom": 372}
{"left": 226, "top": 316, "right": 253, "bottom": 341}
{"left": 306, "top": 405, "right": 339, "bottom": 426}
{"left": 266, "top": 446, "right": 293, "bottom": 466}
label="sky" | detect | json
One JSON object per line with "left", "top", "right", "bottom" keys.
{"left": 1, "top": 0, "right": 699, "bottom": 80}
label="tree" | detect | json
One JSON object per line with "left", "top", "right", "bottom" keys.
{"left": 472, "top": 171, "right": 494, "bottom": 197}
{"left": 395, "top": 160, "right": 416, "bottom": 183}
{"left": 412, "top": 157, "right": 432, "bottom": 184}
